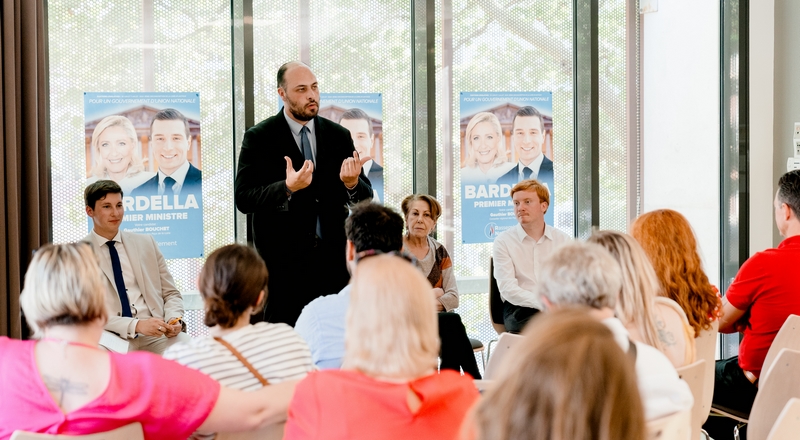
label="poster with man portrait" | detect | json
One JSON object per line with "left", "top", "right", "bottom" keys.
{"left": 318, "top": 93, "right": 384, "bottom": 203}
{"left": 84, "top": 92, "right": 204, "bottom": 259}
{"left": 459, "top": 91, "right": 554, "bottom": 243}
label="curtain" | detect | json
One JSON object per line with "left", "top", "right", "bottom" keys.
{"left": 0, "top": 0, "right": 51, "bottom": 338}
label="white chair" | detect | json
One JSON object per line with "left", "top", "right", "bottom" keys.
{"left": 11, "top": 423, "right": 143, "bottom": 439}
{"left": 483, "top": 332, "right": 524, "bottom": 380}
{"left": 711, "top": 315, "right": 800, "bottom": 424}
{"left": 766, "top": 398, "right": 800, "bottom": 440}
{"left": 695, "top": 319, "right": 719, "bottom": 426}
{"left": 217, "top": 423, "right": 285, "bottom": 440}
{"left": 676, "top": 359, "right": 706, "bottom": 436}
{"left": 744, "top": 349, "right": 800, "bottom": 440}
{"left": 646, "top": 410, "right": 691, "bottom": 440}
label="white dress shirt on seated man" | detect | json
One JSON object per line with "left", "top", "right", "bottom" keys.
{"left": 493, "top": 222, "right": 571, "bottom": 310}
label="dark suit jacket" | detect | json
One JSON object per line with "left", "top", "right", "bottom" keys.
{"left": 497, "top": 155, "right": 554, "bottom": 187}
{"left": 234, "top": 110, "right": 372, "bottom": 324}
{"left": 131, "top": 163, "right": 202, "bottom": 196}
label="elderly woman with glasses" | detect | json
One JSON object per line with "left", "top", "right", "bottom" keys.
{"left": 284, "top": 254, "right": 480, "bottom": 440}
{"left": 0, "top": 243, "right": 297, "bottom": 438}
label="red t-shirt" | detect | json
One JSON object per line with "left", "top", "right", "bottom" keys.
{"left": 284, "top": 369, "right": 479, "bottom": 440}
{"left": 0, "top": 337, "right": 221, "bottom": 439}
{"left": 726, "top": 235, "right": 800, "bottom": 377}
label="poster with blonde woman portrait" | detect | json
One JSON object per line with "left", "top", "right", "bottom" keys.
{"left": 459, "top": 91, "right": 554, "bottom": 243}
{"left": 83, "top": 92, "right": 204, "bottom": 259}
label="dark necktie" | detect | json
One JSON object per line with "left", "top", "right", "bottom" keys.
{"left": 300, "top": 126, "right": 314, "bottom": 165}
{"left": 163, "top": 176, "right": 176, "bottom": 197}
{"left": 522, "top": 166, "right": 533, "bottom": 180}
{"left": 300, "top": 125, "right": 322, "bottom": 238}
{"left": 106, "top": 241, "right": 132, "bottom": 317}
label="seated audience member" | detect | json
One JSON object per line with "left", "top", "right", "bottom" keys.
{"left": 284, "top": 254, "right": 480, "bottom": 440}
{"left": 492, "top": 179, "right": 571, "bottom": 333}
{"left": 295, "top": 201, "right": 481, "bottom": 378}
{"left": 703, "top": 170, "right": 800, "bottom": 439}
{"left": 631, "top": 209, "right": 721, "bottom": 339}
{"left": 469, "top": 308, "right": 646, "bottom": 440}
{"left": 0, "top": 243, "right": 297, "bottom": 438}
{"left": 536, "top": 240, "right": 694, "bottom": 421}
{"left": 83, "top": 180, "right": 189, "bottom": 354}
{"left": 401, "top": 193, "right": 482, "bottom": 378}
{"left": 589, "top": 230, "right": 696, "bottom": 368}
{"left": 164, "top": 244, "right": 313, "bottom": 438}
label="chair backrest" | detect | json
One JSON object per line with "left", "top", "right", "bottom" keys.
{"left": 645, "top": 409, "right": 691, "bottom": 440}
{"left": 11, "top": 423, "right": 144, "bottom": 440}
{"left": 761, "top": 315, "right": 800, "bottom": 377}
{"left": 217, "top": 423, "right": 285, "bottom": 440}
{"left": 694, "top": 318, "right": 718, "bottom": 424}
{"left": 483, "top": 332, "right": 524, "bottom": 380}
{"left": 747, "top": 349, "right": 800, "bottom": 440}
{"left": 766, "top": 398, "right": 800, "bottom": 440}
{"left": 676, "top": 359, "right": 706, "bottom": 437}
{"left": 488, "top": 257, "right": 506, "bottom": 335}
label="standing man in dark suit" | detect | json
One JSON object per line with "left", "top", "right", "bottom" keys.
{"left": 339, "top": 108, "right": 383, "bottom": 203}
{"left": 235, "top": 61, "right": 373, "bottom": 326}
{"left": 497, "top": 106, "right": 553, "bottom": 188}
{"left": 132, "top": 108, "right": 202, "bottom": 197}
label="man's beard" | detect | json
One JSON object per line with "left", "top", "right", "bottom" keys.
{"left": 288, "top": 99, "right": 318, "bottom": 121}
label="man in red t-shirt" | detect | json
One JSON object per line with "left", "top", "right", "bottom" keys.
{"left": 707, "top": 170, "right": 800, "bottom": 436}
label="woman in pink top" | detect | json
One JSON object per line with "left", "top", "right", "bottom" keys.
{"left": 0, "top": 243, "right": 297, "bottom": 439}
{"left": 284, "top": 253, "right": 480, "bottom": 440}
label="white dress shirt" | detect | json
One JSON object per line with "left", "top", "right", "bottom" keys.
{"left": 514, "top": 152, "right": 545, "bottom": 180}
{"left": 284, "top": 109, "right": 317, "bottom": 165}
{"left": 603, "top": 317, "right": 694, "bottom": 421}
{"left": 91, "top": 229, "right": 148, "bottom": 338}
{"left": 157, "top": 160, "right": 190, "bottom": 195}
{"left": 492, "top": 223, "right": 571, "bottom": 310}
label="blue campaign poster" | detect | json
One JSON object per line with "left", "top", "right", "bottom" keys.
{"left": 84, "top": 92, "right": 204, "bottom": 259}
{"left": 318, "top": 93, "right": 384, "bottom": 204}
{"left": 459, "top": 91, "right": 555, "bottom": 244}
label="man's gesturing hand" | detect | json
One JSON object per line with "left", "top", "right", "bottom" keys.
{"left": 285, "top": 156, "right": 314, "bottom": 192}
{"left": 340, "top": 150, "right": 370, "bottom": 189}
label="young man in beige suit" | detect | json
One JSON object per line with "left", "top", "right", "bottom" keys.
{"left": 83, "top": 180, "right": 190, "bottom": 354}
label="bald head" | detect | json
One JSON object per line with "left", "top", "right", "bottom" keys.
{"left": 277, "top": 61, "right": 311, "bottom": 89}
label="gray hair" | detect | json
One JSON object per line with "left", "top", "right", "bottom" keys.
{"left": 537, "top": 241, "right": 622, "bottom": 310}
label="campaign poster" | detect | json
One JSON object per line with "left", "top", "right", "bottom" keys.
{"left": 459, "top": 92, "right": 554, "bottom": 243}
{"left": 318, "top": 93, "right": 384, "bottom": 204}
{"left": 84, "top": 92, "right": 204, "bottom": 259}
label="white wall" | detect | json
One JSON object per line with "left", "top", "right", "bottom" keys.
{"left": 750, "top": 0, "right": 775, "bottom": 253}
{"left": 641, "top": 0, "right": 720, "bottom": 287}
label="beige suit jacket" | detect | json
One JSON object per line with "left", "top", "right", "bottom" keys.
{"left": 83, "top": 231, "right": 184, "bottom": 339}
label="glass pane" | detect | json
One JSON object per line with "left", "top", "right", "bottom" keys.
{"left": 436, "top": 0, "right": 575, "bottom": 277}
{"left": 598, "top": 0, "right": 629, "bottom": 231}
{"left": 48, "top": 1, "right": 236, "bottom": 294}
{"left": 251, "top": 0, "right": 415, "bottom": 208}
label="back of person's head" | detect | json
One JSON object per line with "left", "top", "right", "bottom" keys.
{"left": 778, "top": 170, "right": 800, "bottom": 219}
{"left": 345, "top": 201, "right": 404, "bottom": 253}
{"left": 343, "top": 254, "right": 439, "bottom": 378}
{"left": 474, "top": 307, "right": 646, "bottom": 440}
{"left": 84, "top": 180, "right": 122, "bottom": 209}
{"left": 588, "top": 230, "right": 664, "bottom": 351}
{"left": 631, "top": 209, "right": 719, "bottom": 334}
{"left": 20, "top": 243, "right": 107, "bottom": 334}
{"left": 537, "top": 241, "right": 621, "bottom": 310}
{"left": 199, "top": 244, "right": 268, "bottom": 329}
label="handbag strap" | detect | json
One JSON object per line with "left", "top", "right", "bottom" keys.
{"left": 214, "top": 336, "right": 270, "bottom": 387}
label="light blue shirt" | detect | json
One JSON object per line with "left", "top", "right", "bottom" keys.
{"left": 294, "top": 284, "right": 350, "bottom": 369}
{"left": 283, "top": 109, "right": 317, "bottom": 165}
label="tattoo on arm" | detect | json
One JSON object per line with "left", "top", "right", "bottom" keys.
{"left": 42, "top": 374, "right": 88, "bottom": 407}
{"left": 656, "top": 319, "right": 677, "bottom": 347}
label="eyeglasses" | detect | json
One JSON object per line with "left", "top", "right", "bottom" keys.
{"left": 353, "top": 249, "right": 417, "bottom": 265}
